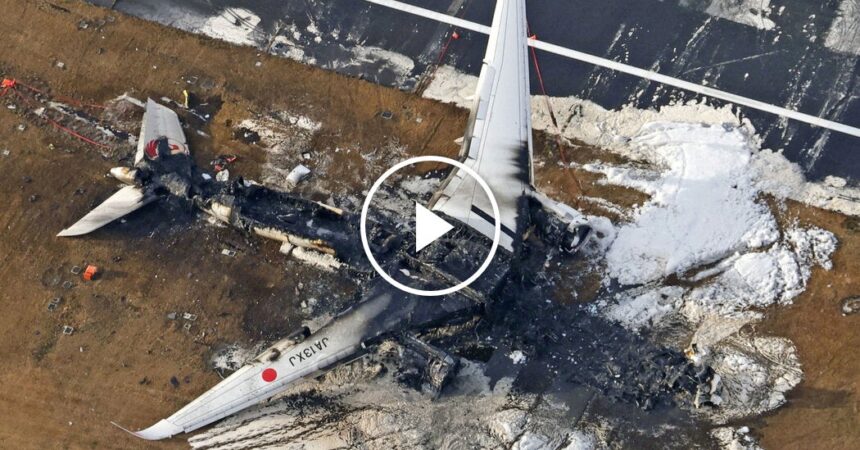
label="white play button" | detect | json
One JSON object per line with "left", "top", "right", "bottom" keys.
{"left": 361, "top": 156, "right": 500, "bottom": 296}
{"left": 415, "top": 203, "right": 454, "bottom": 252}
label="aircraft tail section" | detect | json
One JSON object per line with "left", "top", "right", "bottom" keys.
{"left": 135, "top": 99, "right": 189, "bottom": 164}
{"left": 58, "top": 99, "right": 189, "bottom": 237}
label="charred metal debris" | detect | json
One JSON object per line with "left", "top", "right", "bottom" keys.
{"left": 40, "top": 93, "right": 718, "bottom": 419}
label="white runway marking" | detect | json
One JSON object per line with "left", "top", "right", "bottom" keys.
{"left": 365, "top": 0, "right": 860, "bottom": 139}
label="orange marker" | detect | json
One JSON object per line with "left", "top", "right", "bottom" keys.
{"left": 83, "top": 265, "right": 99, "bottom": 281}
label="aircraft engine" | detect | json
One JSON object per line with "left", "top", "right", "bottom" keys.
{"left": 109, "top": 167, "right": 139, "bottom": 185}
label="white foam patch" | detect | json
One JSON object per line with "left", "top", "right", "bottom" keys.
{"left": 604, "top": 286, "right": 686, "bottom": 331}
{"left": 711, "top": 426, "right": 763, "bottom": 450}
{"left": 599, "top": 223, "right": 832, "bottom": 422}
{"left": 335, "top": 46, "right": 416, "bottom": 86}
{"left": 269, "top": 34, "right": 312, "bottom": 64}
{"left": 561, "top": 431, "right": 599, "bottom": 450}
{"left": 694, "top": 0, "right": 777, "bottom": 31}
{"left": 267, "top": 26, "right": 416, "bottom": 85}
{"left": 508, "top": 350, "right": 527, "bottom": 364}
{"left": 684, "top": 226, "right": 837, "bottom": 318}
{"left": 709, "top": 336, "right": 802, "bottom": 422}
{"left": 399, "top": 176, "right": 441, "bottom": 197}
{"left": 603, "top": 123, "right": 779, "bottom": 285}
{"left": 423, "top": 65, "right": 478, "bottom": 108}
{"left": 751, "top": 149, "right": 860, "bottom": 217}
{"left": 602, "top": 224, "right": 837, "bottom": 330}
{"left": 210, "top": 343, "right": 260, "bottom": 372}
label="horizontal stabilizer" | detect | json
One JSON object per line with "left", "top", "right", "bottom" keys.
{"left": 57, "top": 185, "right": 155, "bottom": 237}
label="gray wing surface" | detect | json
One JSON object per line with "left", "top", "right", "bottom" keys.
{"left": 431, "top": 0, "right": 532, "bottom": 252}
{"left": 57, "top": 186, "right": 154, "bottom": 237}
{"left": 117, "top": 293, "right": 395, "bottom": 440}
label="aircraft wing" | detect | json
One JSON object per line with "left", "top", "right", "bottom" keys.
{"left": 59, "top": 99, "right": 189, "bottom": 237}
{"left": 135, "top": 98, "right": 189, "bottom": 164}
{"left": 431, "top": 0, "right": 532, "bottom": 252}
{"left": 117, "top": 292, "right": 397, "bottom": 440}
{"left": 57, "top": 185, "right": 155, "bottom": 237}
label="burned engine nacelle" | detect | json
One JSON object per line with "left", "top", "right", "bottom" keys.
{"left": 561, "top": 223, "right": 593, "bottom": 254}
{"left": 110, "top": 167, "right": 140, "bottom": 185}
{"left": 402, "top": 335, "right": 459, "bottom": 398}
{"left": 527, "top": 192, "right": 593, "bottom": 255}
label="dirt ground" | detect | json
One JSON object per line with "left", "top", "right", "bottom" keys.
{"left": 0, "top": 1, "right": 857, "bottom": 449}
{"left": 755, "top": 203, "right": 860, "bottom": 450}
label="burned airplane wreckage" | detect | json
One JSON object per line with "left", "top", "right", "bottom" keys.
{"left": 64, "top": 102, "right": 716, "bottom": 440}
{"left": 55, "top": 0, "right": 725, "bottom": 442}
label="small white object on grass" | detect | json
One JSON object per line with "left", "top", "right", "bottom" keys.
{"left": 286, "top": 164, "right": 311, "bottom": 189}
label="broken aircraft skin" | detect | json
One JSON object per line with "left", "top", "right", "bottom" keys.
{"left": 61, "top": 0, "right": 720, "bottom": 441}
{"left": 59, "top": 99, "right": 378, "bottom": 270}
{"left": 197, "top": 180, "right": 373, "bottom": 268}
{"left": 54, "top": 99, "right": 617, "bottom": 440}
{"left": 55, "top": 96, "right": 719, "bottom": 442}
{"left": 110, "top": 171, "right": 715, "bottom": 441}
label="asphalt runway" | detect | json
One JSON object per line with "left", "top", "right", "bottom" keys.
{"left": 92, "top": 0, "right": 860, "bottom": 182}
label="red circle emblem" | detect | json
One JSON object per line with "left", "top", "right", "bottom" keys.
{"left": 144, "top": 140, "right": 159, "bottom": 159}
{"left": 261, "top": 368, "right": 277, "bottom": 382}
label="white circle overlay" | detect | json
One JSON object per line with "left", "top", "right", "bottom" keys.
{"left": 360, "top": 156, "right": 501, "bottom": 297}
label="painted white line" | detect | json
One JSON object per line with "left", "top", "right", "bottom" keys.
{"left": 365, "top": 0, "right": 491, "bottom": 34}
{"left": 528, "top": 39, "right": 860, "bottom": 138}
{"left": 365, "top": 0, "right": 860, "bottom": 139}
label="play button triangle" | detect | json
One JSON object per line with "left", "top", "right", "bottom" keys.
{"left": 415, "top": 203, "right": 454, "bottom": 252}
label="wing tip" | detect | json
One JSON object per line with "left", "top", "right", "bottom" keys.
{"left": 110, "top": 421, "right": 139, "bottom": 437}
{"left": 111, "top": 421, "right": 154, "bottom": 440}
{"left": 56, "top": 229, "right": 80, "bottom": 237}
{"left": 57, "top": 225, "right": 94, "bottom": 237}
{"left": 57, "top": 185, "right": 153, "bottom": 238}
{"left": 111, "top": 419, "right": 184, "bottom": 441}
